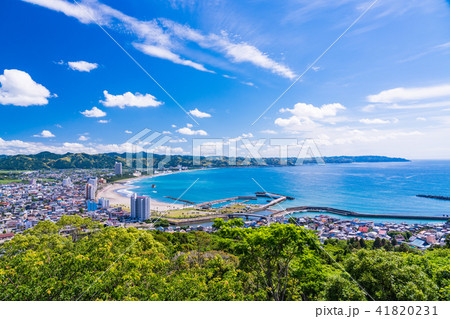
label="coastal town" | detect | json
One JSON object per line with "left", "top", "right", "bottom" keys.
{"left": 0, "top": 167, "right": 449, "bottom": 250}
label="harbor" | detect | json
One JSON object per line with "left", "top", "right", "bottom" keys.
{"left": 157, "top": 192, "right": 450, "bottom": 226}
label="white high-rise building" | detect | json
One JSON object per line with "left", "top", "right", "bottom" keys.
{"left": 85, "top": 177, "right": 98, "bottom": 200}
{"left": 115, "top": 162, "right": 123, "bottom": 175}
{"left": 130, "top": 193, "right": 150, "bottom": 221}
{"left": 87, "top": 177, "right": 98, "bottom": 190}
{"left": 98, "top": 197, "right": 110, "bottom": 209}
{"left": 85, "top": 184, "right": 95, "bottom": 200}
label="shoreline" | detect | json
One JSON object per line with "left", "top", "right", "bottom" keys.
{"left": 97, "top": 168, "right": 213, "bottom": 211}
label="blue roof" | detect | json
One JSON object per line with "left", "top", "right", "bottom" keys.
{"left": 410, "top": 238, "right": 429, "bottom": 248}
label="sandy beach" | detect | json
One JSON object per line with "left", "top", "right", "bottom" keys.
{"left": 96, "top": 171, "right": 198, "bottom": 211}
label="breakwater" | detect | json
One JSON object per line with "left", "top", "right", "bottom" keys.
{"left": 193, "top": 196, "right": 257, "bottom": 209}
{"left": 272, "top": 206, "right": 450, "bottom": 221}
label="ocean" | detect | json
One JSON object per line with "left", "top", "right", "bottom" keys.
{"left": 124, "top": 160, "right": 450, "bottom": 223}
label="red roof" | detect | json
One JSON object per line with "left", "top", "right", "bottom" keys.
{"left": 358, "top": 226, "right": 368, "bottom": 233}
{"left": 0, "top": 233, "right": 15, "bottom": 239}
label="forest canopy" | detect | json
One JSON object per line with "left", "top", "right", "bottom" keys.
{"left": 0, "top": 218, "right": 448, "bottom": 301}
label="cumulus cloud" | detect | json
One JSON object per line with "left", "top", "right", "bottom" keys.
{"left": 280, "top": 103, "right": 346, "bottom": 119}
{"left": 68, "top": 61, "right": 98, "bottom": 72}
{"left": 100, "top": 90, "right": 163, "bottom": 108}
{"left": 78, "top": 135, "right": 89, "bottom": 141}
{"left": 275, "top": 102, "right": 346, "bottom": 131}
{"left": 229, "top": 133, "right": 254, "bottom": 143}
{"left": 124, "top": 130, "right": 133, "bottom": 134}
{"left": 275, "top": 116, "right": 317, "bottom": 131}
{"left": 0, "top": 137, "right": 186, "bottom": 155}
{"left": 0, "top": 69, "right": 53, "bottom": 106}
{"left": 81, "top": 106, "right": 106, "bottom": 118}
{"left": 176, "top": 126, "right": 207, "bottom": 136}
{"left": 98, "top": 119, "right": 109, "bottom": 124}
{"left": 189, "top": 108, "right": 211, "bottom": 118}
{"left": 33, "top": 130, "right": 55, "bottom": 138}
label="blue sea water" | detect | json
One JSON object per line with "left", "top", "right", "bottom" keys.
{"left": 125, "top": 160, "right": 450, "bottom": 222}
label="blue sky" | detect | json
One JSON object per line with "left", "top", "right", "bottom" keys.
{"left": 1, "top": 0, "right": 450, "bottom": 158}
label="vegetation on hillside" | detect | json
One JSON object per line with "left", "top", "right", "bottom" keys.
{"left": 0, "top": 217, "right": 447, "bottom": 301}
{"left": 0, "top": 152, "right": 408, "bottom": 170}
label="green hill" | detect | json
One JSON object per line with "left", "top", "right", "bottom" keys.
{"left": 0, "top": 152, "right": 408, "bottom": 170}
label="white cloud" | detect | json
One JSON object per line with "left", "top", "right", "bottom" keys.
{"left": 124, "top": 130, "right": 133, "bottom": 134}
{"left": 162, "top": 20, "right": 296, "bottom": 79}
{"left": 0, "top": 69, "right": 53, "bottom": 106}
{"left": 260, "top": 129, "right": 277, "bottom": 134}
{"left": 22, "top": 0, "right": 107, "bottom": 24}
{"left": 186, "top": 123, "right": 193, "bottom": 128}
{"left": 33, "top": 130, "right": 55, "bottom": 138}
{"left": 367, "top": 84, "right": 450, "bottom": 103}
{"left": 275, "top": 102, "right": 346, "bottom": 132}
{"left": 133, "top": 43, "right": 214, "bottom": 73}
{"left": 189, "top": 108, "right": 211, "bottom": 118}
{"left": 171, "top": 124, "right": 177, "bottom": 128}
{"left": 68, "top": 61, "right": 98, "bottom": 72}
{"left": 0, "top": 137, "right": 187, "bottom": 155}
{"left": 416, "top": 117, "right": 427, "bottom": 121}
{"left": 221, "top": 41, "right": 296, "bottom": 79}
{"left": 162, "top": 130, "right": 172, "bottom": 134}
{"left": 169, "top": 137, "right": 187, "bottom": 143}
{"left": 176, "top": 126, "right": 207, "bottom": 136}
{"left": 98, "top": 119, "right": 109, "bottom": 124}
{"left": 333, "top": 129, "right": 423, "bottom": 145}
{"left": 275, "top": 115, "right": 317, "bottom": 131}
{"left": 229, "top": 133, "right": 254, "bottom": 143}
{"left": 241, "top": 81, "right": 255, "bottom": 87}
{"left": 24, "top": 1, "right": 295, "bottom": 78}
{"left": 78, "top": 135, "right": 89, "bottom": 141}
{"left": 80, "top": 106, "right": 106, "bottom": 118}
{"left": 280, "top": 103, "right": 346, "bottom": 119}
{"left": 359, "top": 118, "right": 391, "bottom": 124}
{"left": 100, "top": 90, "right": 162, "bottom": 108}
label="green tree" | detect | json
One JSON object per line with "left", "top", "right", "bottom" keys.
{"left": 344, "top": 250, "right": 438, "bottom": 300}
{"left": 359, "top": 238, "right": 366, "bottom": 248}
{"left": 373, "top": 237, "right": 382, "bottom": 249}
{"left": 223, "top": 223, "right": 321, "bottom": 300}
{"left": 321, "top": 274, "right": 366, "bottom": 301}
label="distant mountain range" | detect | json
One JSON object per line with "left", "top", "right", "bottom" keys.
{"left": 0, "top": 152, "right": 408, "bottom": 170}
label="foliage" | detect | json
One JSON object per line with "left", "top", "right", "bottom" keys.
{"left": 0, "top": 218, "right": 448, "bottom": 301}
{"left": 0, "top": 152, "right": 408, "bottom": 170}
